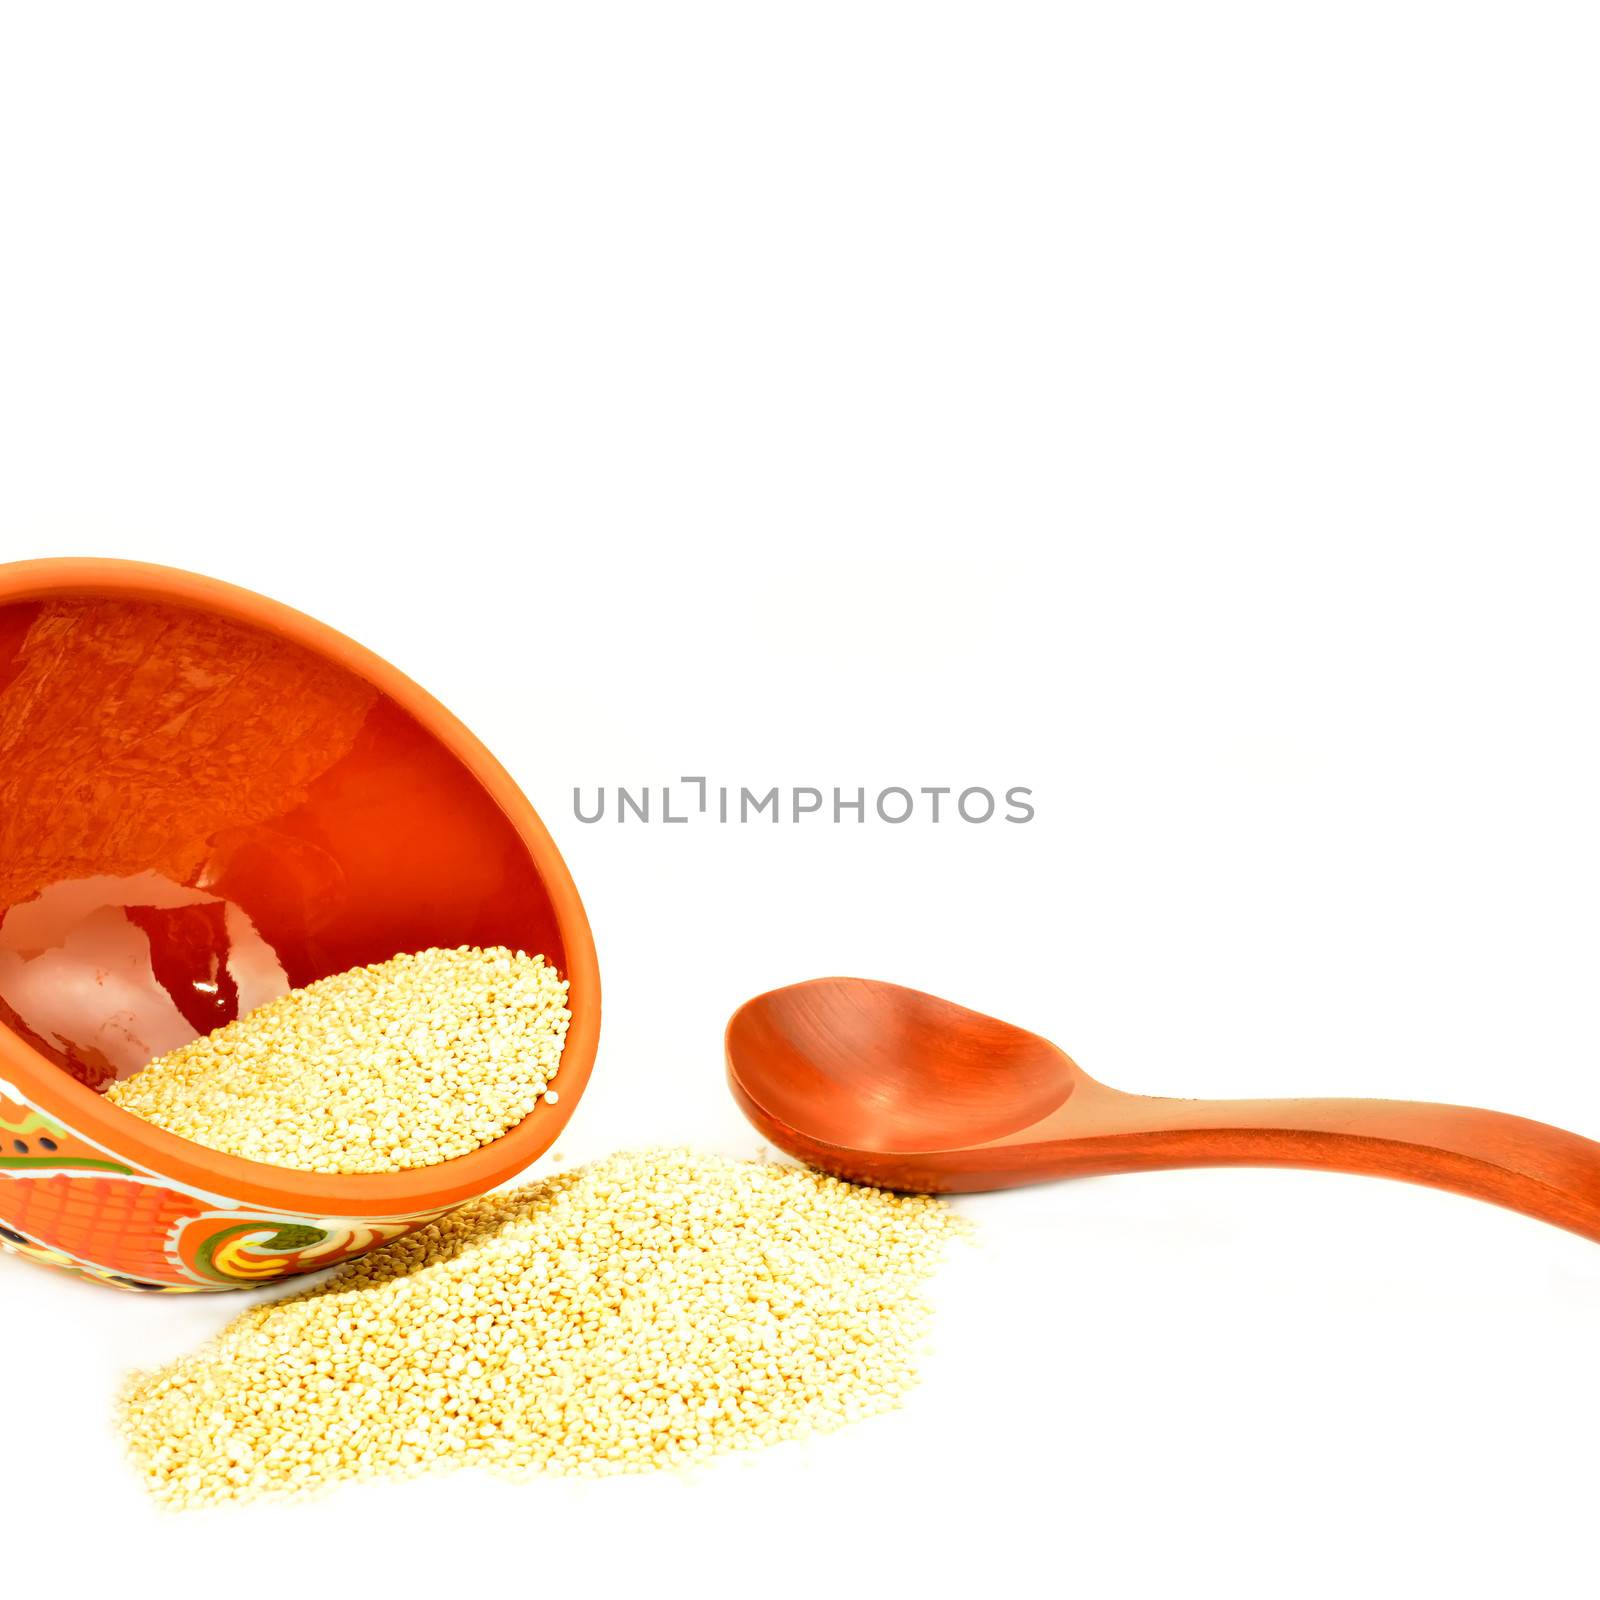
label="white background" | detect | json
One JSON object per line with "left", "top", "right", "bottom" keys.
{"left": 3, "top": 4, "right": 1599, "bottom": 1595}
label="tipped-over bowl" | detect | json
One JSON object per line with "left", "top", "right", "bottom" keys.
{"left": 0, "top": 559, "right": 599, "bottom": 1291}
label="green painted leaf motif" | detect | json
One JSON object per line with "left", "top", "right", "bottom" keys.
{"left": 0, "top": 1154, "right": 134, "bottom": 1173}
{"left": 193, "top": 1219, "right": 332, "bottom": 1281}
{"left": 256, "top": 1223, "right": 328, "bottom": 1253}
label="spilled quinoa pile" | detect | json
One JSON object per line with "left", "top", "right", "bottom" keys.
{"left": 119, "top": 1149, "right": 969, "bottom": 1506}
{"left": 107, "top": 946, "right": 569, "bottom": 1174}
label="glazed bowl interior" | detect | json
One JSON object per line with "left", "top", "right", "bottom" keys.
{"left": 0, "top": 564, "right": 593, "bottom": 1210}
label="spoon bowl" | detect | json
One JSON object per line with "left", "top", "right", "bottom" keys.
{"left": 728, "top": 978, "right": 1077, "bottom": 1156}
{"left": 728, "top": 976, "right": 1600, "bottom": 1243}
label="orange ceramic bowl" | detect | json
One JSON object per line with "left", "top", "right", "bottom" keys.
{"left": 0, "top": 559, "right": 599, "bottom": 1292}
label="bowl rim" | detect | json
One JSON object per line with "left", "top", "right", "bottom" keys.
{"left": 0, "top": 557, "right": 601, "bottom": 1217}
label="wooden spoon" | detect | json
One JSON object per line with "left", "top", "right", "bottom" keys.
{"left": 726, "top": 976, "right": 1600, "bottom": 1243}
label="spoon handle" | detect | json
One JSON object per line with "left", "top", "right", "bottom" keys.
{"left": 1051, "top": 1092, "right": 1600, "bottom": 1242}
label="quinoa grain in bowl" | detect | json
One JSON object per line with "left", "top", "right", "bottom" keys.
{"left": 108, "top": 946, "right": 571, "bottom": 1175}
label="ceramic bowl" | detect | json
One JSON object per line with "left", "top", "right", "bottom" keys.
{"left": 0, "top": 559, "right": 599, "bottom": 1291}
